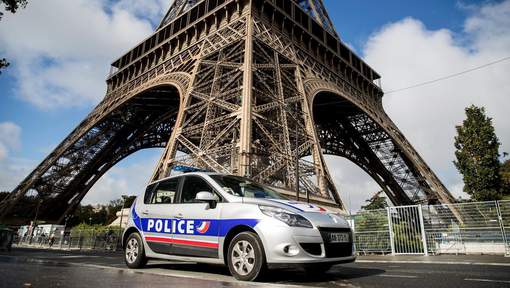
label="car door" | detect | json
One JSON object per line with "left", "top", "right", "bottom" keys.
{"left": 140, "top": 177, "right": 180, "bottom": 255}
{"left": 169, "top": 175, "right": 222, "bottom": 258}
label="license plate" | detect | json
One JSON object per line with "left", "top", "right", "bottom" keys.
{"left": 327, "top": 232, "right": 350, "bottom": 243}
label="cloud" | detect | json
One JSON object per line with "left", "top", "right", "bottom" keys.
{"left": 82, "top": 153, "right": 162, "bottom": 205}
{"left": 0, "top": 0, "right": 170, "bottom": 109}
{"left": 324, "top": 156, "right": 381, "bottom": 214}
{"left": 331, "top": 0, "right": 510, "bottom": 210}
{"left": 0, "top": 122, "right": 34, "bottom": 193}
{"left": 0, "top": 122, "right": 21, "bottom": 161}
{"left": 0, "top": 157, "right": 35, "bottom": 192}
{"left": 113, "top": 0, "right": 172, "bottom": 26}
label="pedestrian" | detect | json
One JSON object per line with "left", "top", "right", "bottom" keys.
{"left": 48, "top": 233, "right": 55, "bottom": 248}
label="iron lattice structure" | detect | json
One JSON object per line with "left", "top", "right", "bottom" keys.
{"left": 0, "top": 0, "right": 455, "bottom": 223}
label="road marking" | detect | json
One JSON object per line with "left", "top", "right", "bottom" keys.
{"left": 465, "top": 278, "right": 510, "bottom": 284}
{"left": 376, "top": 274, "right": 418, "bottom": 279}
{"left": 357, "top": 260, "right": 510, "bottom": 267}
{"left": 71, "top": 263, "right": 311, "bottom": 288}
{"left": 58, "top": 255, "right": 100, "bottom": 259}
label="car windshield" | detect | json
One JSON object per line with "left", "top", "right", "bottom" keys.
{"left": 209, "top": 175, "right": 287, "bottom": 199}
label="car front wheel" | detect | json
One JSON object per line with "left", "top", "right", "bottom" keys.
{"left": 124, "top": 232, "right": 147, "bottom": 269}
{"left": 227, "top": 232, "right": 266, "bottom": 281}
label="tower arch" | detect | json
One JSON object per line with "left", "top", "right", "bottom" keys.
{"left": 0, "top": 76, "right": 187, "bottom": 223}
{"left": 308, "top": 83, "right": 445, "bottom": 205}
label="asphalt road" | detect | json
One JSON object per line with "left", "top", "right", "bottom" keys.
{"left": 1, "top": 248, "right": 510, "bottom": 288}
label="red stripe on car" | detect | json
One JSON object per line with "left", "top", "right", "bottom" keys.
{"left": 145, "top": 236, "right": 219, "bottom": 249}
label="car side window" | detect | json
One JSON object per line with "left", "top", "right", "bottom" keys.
{"left": 143, "top": 184, "right": 156, "bottom": 204}
{"left": 180, "top": 176, "right": 214, "bottom": 203}
{"left": 150, "top": 178, "right": 179, "bottom": 204}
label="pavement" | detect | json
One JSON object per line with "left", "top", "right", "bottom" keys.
{"left": 1, "top": 248, "right": 510, "bottom": 288}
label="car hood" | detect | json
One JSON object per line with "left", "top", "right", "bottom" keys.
{"left": 241, "top": 198, "right": 351, "bottom": 229}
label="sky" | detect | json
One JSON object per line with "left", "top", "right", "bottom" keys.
{"left": 0, "top": 0, "right": 509, "bottom": 212}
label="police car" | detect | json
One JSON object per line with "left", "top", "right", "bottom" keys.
{"left": 123, "top": 172, "right": 355, "bottom": 281}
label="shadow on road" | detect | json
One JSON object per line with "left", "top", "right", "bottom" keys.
{"left": 143, "top": 262, "right": 385, "bottom": 283}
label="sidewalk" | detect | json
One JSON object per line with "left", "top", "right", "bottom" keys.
{"left": 358, "top": 254, "right": 510, "bottom": 266}
{"left": 13, "top": 243, "right": 121, "bottom": 252}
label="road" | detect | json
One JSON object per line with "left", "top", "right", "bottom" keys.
{"left": 1, "top": 248, "right": 510, "bottom": 288}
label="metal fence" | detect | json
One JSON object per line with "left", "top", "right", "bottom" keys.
{"left": 16, "top": 228, "right": 122, "bottom": 251}
{"left": 12, "top": 200, "right": 510, "bottom": 256}
{"left": 351, "top": 200, "right": 510, "bottom": 256}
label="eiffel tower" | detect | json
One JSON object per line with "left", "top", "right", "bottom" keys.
{"left": 0, "top": 0, "right": 455, "bottom": 223}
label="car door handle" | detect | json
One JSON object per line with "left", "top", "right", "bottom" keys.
{"left": 174, "top": 213, "right": 184, "bottom": 219}
{"left": 141, "top": 210, "right": 149, "bottom": 215}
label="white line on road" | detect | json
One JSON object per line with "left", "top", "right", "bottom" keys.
{"left": 58, "top": 255, "right": 101, "bottom": 258}
{"left": 465, "top": 278, "right": 510, "bottom": 284}
{"left": 376, "top": 274, "right": 418, "bottom": 279}
{"left": 72, "top": 262, "right": 311, "bottom": 288}
{"left": 357, "top": 260, "right": 510, "bottom": 267}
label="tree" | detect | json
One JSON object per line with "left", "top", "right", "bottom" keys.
{"left": 361, "top": 191, "right": 388, "bottom": 211}
{"left": 68, "top": 195, "right": 137, "bottom": 227}
{"left": 0, "top": 58, "right": 9, "bottom": 74}
{"left": 501, "top": 159, "right": 510, "bottom": 197}
{"left": 454, "top": 105, "right": 502, "bottom": 201}
{"left": 0, "top": 0, "right": 27, "bottom": 19}
{"left": 106, "top": 195, "right": 136, "bottom": 224}
{"left": 1, "top": 0, "right": 28, "bottom": 74}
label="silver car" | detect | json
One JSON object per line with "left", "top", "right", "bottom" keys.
{"left": 122, "top": 172, "right": 355, "bottom": 281}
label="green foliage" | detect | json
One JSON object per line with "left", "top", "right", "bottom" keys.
{"left": 70, "top": 223, "right": 120, "bottom": 235}
{"left": 392, "top": 221, "right": 423, "bottom": 250}
{"left": 69, "top": 195, "right": 136, "bottom": 227}
{"left": 361, "top": 193, "right": 388, "bottom": 211}
{"left": 0, "top": 0, "right": 27, "bottom": 19}
{"left": 454, "top": 105, "right": 502, "bottom": 201}
{"left": 1, "top": 0, "right": 28, "bottom": 74}
{"left": 501, "top": 159, "right": 510, "bottom": 196}
{"left": 0, "top": 58, "right": 9, "bottom": 74}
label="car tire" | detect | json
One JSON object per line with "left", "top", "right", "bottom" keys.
{"left": 124, "top": 232, "right": 147, "bottom": 269}
{"left": 227, "top": 232, "right": 266, "bottom": 281}
{"left": 304, "top": 263, "right": 333, "bottom": 274}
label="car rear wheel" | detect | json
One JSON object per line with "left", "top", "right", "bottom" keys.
{"left": 124, "top": 232, "right": 147, "bottom": 269}
{"left": 227, "top": 232, "right": 266, "bottom": 281}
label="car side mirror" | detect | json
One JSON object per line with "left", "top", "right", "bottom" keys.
{"left": 195, "top": 191, "right": 219, "bottom": 209}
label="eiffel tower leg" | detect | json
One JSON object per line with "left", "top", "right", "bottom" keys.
{"left": 296, "top": 66, "right": 344, "bottom": 207}
{"left": 0, "top": 74, "right": 189, "bottom": 223}
{"left": 379, "top": 111, "right": 455, "bottom": 204}
{"left": 308, "top": 83, "right": 454, "bottom": 205}
{"left": 239, "top": 13, "right": 254, "bottom": 177}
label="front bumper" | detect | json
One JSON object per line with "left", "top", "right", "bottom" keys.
{"left": 255, "top": 219, "right": 356, "bottom": 264}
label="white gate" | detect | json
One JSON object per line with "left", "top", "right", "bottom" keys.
{"left": 388, "top": 205, "right": 428, "bottom": 255}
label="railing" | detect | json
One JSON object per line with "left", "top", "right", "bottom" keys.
{"left": 350, "top": 200, "right": 510, "bottom": 256}
{"left": 12, "top": 200, "right": 510, "bottom": 256}
{"left": 15, "top": 228, "right": 123, "bottom": 251}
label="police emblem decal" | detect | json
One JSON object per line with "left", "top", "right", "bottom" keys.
{"left": 196, "top": 221, "right": 211, "bottom": 234}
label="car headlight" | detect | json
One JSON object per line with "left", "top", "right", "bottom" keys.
{"left": 259, "top": 205, "right": 313, "bottom": 228}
